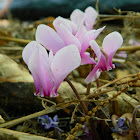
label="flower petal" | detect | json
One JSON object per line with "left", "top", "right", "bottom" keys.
{"left": 70, "top": 9, "right": 84, "bottom": 27}
{"left": 53, "top": 16, "right": 77, "bottom": 35}
{"left": 90, "top": 40, "right": 108, "bottom": 71}
{"left": 56, "top": 24, "right": 81, "bottom": 52}
{"left": 102, "top": 31, "right": 123, "bottom": 68}
{"left": 89, "top": 40, "right": 101, "bottom": 62}
{"left": 117, "top": 117, "right": 125, "bottom": 128}
{"left": 80, "top": 26, "right": 105, "bottom": 54}
{"left": 51, "top": 45, "right": 81, "bottom": 91}
{"left": 44, "top": 124, "right": 52, "bottom": 129}
{"left": 22, "top": 41, "right": 42, "bottom": 65}
{"left": 32, "top": 74, "right": 41, "bottom": 95}
{"left": 81, "top": 52, "right": 96, "bottom": 65}
{"left": 48, "top": 50, "right": 54, "bottom": 66}
{"left": 28, "top": 45, "right": 54, "bottom": 97}
{"left": 36, "top": 24, "right": 65, "bottom": 54}
{"left": 85, "top": 66, "right": 101, "bottom": 84}
{"left": 75, "top": 23, "right": 87, "bottom": 44}
{"left": 84, "top": 6, "right": 98, "bottom": 30}
{"left": 53, "top": 115, "right": 59, "bottom": 122}
{"left": 102, "top": 31, "right": 123, "bottom": 55}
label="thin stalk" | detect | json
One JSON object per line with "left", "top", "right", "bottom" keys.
{"left": 0, "top": 36, "right": 31, "bottom": 44}
{"left": 86, "top": 83, "right": 91, "bottom": 95}
{"left": 86, "top": 47, "right": 94, "bottom": 95}
{"left": 99, "top": 14, "right": 140, "bottom": 19}
{"left": 65, "top": 78, "right": 88, "bottom": 114}
{"left": 96, "top": 78, "right": 101, "bottom": 88}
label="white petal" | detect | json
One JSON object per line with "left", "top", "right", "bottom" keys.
{"left": 70, "top": 9, "right": 84, "bottom": 26}
{"left": 53, "top": 16, "right": 77, "bottom": 35}
{"left": 80, "top": 26, "right": 105, "bottom": 54}
{"left": 102, "top": 31, "right": 123, "bottom": 56}
{"left": 85, "top": 68, "right": 101, "bottom": 84}
{"left": 36, "top": 24, "right": 65, "bottom": 54}
{"left": 22, "top": 41, "right": 46, "bottom": 65}
{"left": 84, "top": 6, "right": 98, "bottom": 30}
{"left": 89, "top": 40, "right": 101, "bottom": 62}
{"left": 57, "top": 24, "right": 81, "bottom": 52}
{"left": 28, "top": 45, "right": 53, "bottom": 97}
{"left": 51, "top": 45, "right": 81, "bottom": 89}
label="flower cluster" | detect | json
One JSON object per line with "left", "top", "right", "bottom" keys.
{"left": 22, "top": 6, "right": 123, "bottom": 97}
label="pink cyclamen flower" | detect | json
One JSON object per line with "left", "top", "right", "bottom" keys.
{"left": 70, "top": 6, "right": 98, "bottom": 31}
{"left": 36, "top": 24, "right": 105, "bottom": 66}
{"left": 52, "top": 6, "right": 98, "bottom": 37}
{"left": 22, "top": 41, "right": 81, "bottom": 97}
{"left": 53, "top": 6, "right": 98, "bottom": 36}
{"left": 36, "top": 7, "right": 104, "bottom": 65}
{"left": 85, "top": 31, "right": 123, "bottom": 84}
{"left": 52, "top": 7, "right": 105, "bottom": 65}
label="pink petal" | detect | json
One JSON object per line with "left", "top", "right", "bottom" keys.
{"left": 81, "top": 52, "right": 96, "bottom": 65}
{"left": 51, "top": 45, "right": 81, "bottom": 91}
{"left": 85, "top": 66, "right": 101, "bottom": 84}
{"left": 22, "top": 41, "right": 45, "bottom": 65}
{"left": 90, "top": 40, "right": 109, "bottom": 71}
{"left": 102, "top": 31, "right": 123, "bottom": 57}
{"left": 80, "top": 26, "right": 105, "bottom": 54}
{"left": 36, "top": 24, "right": 65, "bottom": 54}
{"left": 89, "top": 40, "right": 101, "bottom": 62}
{"left": 48, "top": 50, "right": 54, "bottom": 66}
{"left": 56, "top": 24, "right": 81, "bottom": 52}
{"left": 75, "top": 23, "right": 87, "bottom": 44}
{"left": 53, "top": 16, "right": 77, "bottom": 35}
{"left": 32, "top": 74, "right": 41, "bottom": 95}
{"left": 70, "top": 9, "right": 84, "bottom": 27}
{"left": 28, "top": 45, "right": 55, "bottom": 97}
{"left": 102, "top": 31, "right": 123, "bottom": 68}
{"left": 97, "top": 54, "right": 108, "bottom": 71}
{"left": 84, "top": 6, "right": 98, "bottom": 30}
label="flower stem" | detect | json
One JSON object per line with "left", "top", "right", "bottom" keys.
{"left": 86, "top": 83, "right": 91, "bottom": 95}
{"left": 96, "top": 78, "right": 101, "bottom": 88}
{"left": 86, "top": 47, "right": 94, "bottom": 95}
{"left": 65, "top": 78, "right": 88, "bottom": 114}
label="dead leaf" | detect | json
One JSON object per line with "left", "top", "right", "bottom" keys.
{"left": 0, "top": 53, "right": 33, "bottom": 83}
{"left": 116, "top": 69, "right": 130, "bottom": 83}
{"left": 107, "top": 91, "right": 139, "bottom": 115}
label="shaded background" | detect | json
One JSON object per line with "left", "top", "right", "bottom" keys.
{"left": 1, "top": 0, "right": 140, "bottom": 20}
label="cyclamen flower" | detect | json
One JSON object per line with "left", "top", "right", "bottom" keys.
{"left": 36, "top": 7, "right": 104, "bottom": 65}
{"left": 52, "top": 7, "right": 104, "bottom": 65}
{"left": 36, "top": 24, "right": 104, "bottom": 66}
{"left": 85, "top": 31, "right": 123, "bottom": 83}
{"left": 22, "top": 41, "right": 81, "bottom": 97}
{"left": 53, "top": 6, "right": 98, "bottom": 35}
{"left": 70, "top": 6, "right": 98, "bottom": 31}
